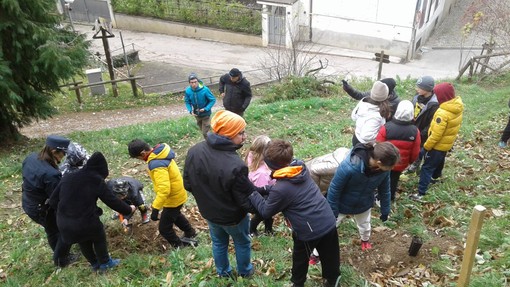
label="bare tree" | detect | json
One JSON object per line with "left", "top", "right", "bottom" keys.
{"left": 459, "top": 0, "right": 510, "bottom": 78}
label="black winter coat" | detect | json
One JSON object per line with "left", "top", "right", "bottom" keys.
{"left": 183, "top": 133, "right": 253, "bottom": 225}
{"left": 412, "top": 93, "right": 439, "bottom": 145}
{"left": 49, "top": 152, "right": 132, "bottom": 244}
{"left": 21, "top": 152, "right": 61, "bottom": 220}
{"left": 106, "top": 176, "right": 145, "bottom": 220}
{"left": 219, "top": 73, "right": 252, "bottom": 114}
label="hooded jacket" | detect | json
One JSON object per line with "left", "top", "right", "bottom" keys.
{"left": 327, "top": 144, "right": 391, "bottom": 217}
{"left": 343, "top": 79, "right": 400, "bottom": 118}
{"left": 49, "top": 152, "right": 132, "bottom": 244}
{"left": 184, "top": 81, "right": 216, "bottom": 118}
{"left": 412, "top": 93, "right": 439, "bottom": 145}
{"left": 306, "top": 148, "right": 350, "bottom": 194}
{"left": 219, "top": 72, "right": 252, "bottom": 114}
{"left": 424, "top": 96, "right": 464, "bottom": 151}
{"left": 376, "top": 102, "right": 421, "bottom": 172}
{"left": 147, "top": 143, "right": 188, "bottom": 210}
{"left": 184, "top": 132, "right": 252, "bottom": 225}
{"left": 249, "top": 161, "right": 336, "bottom": 241}
{"left": 351, "top": 98, "right": 386, "bottom": 144}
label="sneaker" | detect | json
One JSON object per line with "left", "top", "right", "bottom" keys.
{"left": 309, "top": 254, "right": 320, "bottom": 265}
{"left": 141, "top": 212, "right": 150, "bottom": 224}
{"left": 409, "top": 193, "right": 424, "bottom": 201}
{"left": 361, "top": 240, "right": 372, "bottom": 251}
{"left": 179, "top": 236, "right": 198, "bottom": 247}
{"left": 240, "top": 268, "right": 255, "bottom": 278}
{"left": 498, "top": 141, "right": 507, "bottom": 148}
{"left": 111, "top": 212, "right": 119, "bottom": 220}
{"left": 406, "top": 161, "right": 420, "bottom": 175}
{"left": 98, "top": 258, "right": 120, "bottom": 272}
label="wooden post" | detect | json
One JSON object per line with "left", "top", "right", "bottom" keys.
{"left": 468, "top": 57, "right": 474, "bottom": 82}
{"left": 457, "top": 205, "right": 486, "bottom": 287}
{"left": 73, "top": 82, "right": 83, "bottom": 110}
{"left": 101, "top": 27, "right": 118, "bottom": 97}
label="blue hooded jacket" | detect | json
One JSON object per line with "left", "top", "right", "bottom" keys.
{"left": 327, "top": 145, "right": 391, "bottom": 217}
{"left": 184, "top": 81, "right": 216, "bottom": 118}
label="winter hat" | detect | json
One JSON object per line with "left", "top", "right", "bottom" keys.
{"left": 85, "top": 151, "right": 109, "bottom": 179}
{"left": 370, "top": 81, "right": 389, "bottom": 102}
{"left": 46, "top": 135, "right": 70, "bottom": 151}
{"left": 211, "top": 110, "right": 246, "bottom": 139}
{"left": 394, "top": 100, "right": 414, "bottom": 121}
{"left": 229, "top": 68, "right": 241, "bottom": 77}
{"left": 416, "top": 76, "right": 435, "bottom": 92}
{"left": 380, "top": 78, "right": 396, "bottom": 94}
{"left": 188, "top": 72, "right": 198, "bottom": 82}
{"left": 65, "top": 142, "right": 90, "bottom": 167}
{"left": 434, "top": 82, "right": 456, "bottom": 104}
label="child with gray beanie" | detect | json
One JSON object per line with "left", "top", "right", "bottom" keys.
{"left": 407, "top": 76, "right": 439, "bottom": 174}
{"left": 351, "top": 81, "right": 391, "bottom": 146}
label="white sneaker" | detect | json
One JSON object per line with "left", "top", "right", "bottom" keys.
{"left": 409, "top": 193, "right": 424, "bottom": 202}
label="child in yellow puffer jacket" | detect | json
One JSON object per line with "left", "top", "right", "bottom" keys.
{"left": 128, "top": 139, "right": 197, "bottom": 247}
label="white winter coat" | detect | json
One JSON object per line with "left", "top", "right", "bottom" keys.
{"left": 351, "top": 99, "right": 385, "bottom": 144}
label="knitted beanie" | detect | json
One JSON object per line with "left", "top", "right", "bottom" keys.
{"left": 211, "top": 110, "right": 246, "bottom": 139}
{"left": 416, "top": 76, "right": 435, "bottom": 92}
{"left": 434, "top": 82, "right": 456, "bottom": 104}
{"left": 394, "top": 100, "right": 414, "bottom": 121}
{"left": 370, "top": 81, "right": 389, "bottom": 102}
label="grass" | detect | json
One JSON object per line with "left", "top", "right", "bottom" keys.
{"left": 1, "top": 74, "right": 510, "bottom": 286}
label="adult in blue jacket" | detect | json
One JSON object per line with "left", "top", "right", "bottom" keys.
{"left": 327, "top": 142, "right": 399, "bottom": 251}
{"left": 184, "top": 73, "right": 216, "bottom": 138}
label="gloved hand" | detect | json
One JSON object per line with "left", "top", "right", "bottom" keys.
{"left": 380, "top": 214, "right": 388, "bottom": 222}
{"left": 151, "top": 208, "right": 159, "bottom": 221}
{"left": 341, "top": 80, "right": 349, "bottom": 92}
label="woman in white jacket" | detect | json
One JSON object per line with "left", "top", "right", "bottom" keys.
{"left": 351, "top": 81, "right": 391, "bottom": 146}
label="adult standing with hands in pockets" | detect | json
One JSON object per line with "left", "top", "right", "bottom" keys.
{"left": 219, "top": 68, "right": 252, "bottom": 117}
{"left": 184, "top": 72, "right": 216, "bottom": 139}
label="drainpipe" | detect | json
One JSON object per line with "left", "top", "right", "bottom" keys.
{"left": 308, "top": 0, "right": 313, "bottom": 41}
{"left": 409, "top": 0, "right": 419, "bottom": 61}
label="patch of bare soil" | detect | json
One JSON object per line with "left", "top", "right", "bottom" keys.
{"left": 105, "top": 201, "right": 462, "bottom": 286}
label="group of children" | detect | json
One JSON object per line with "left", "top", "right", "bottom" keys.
{"left": 22, "top": 75, "right": 464, "bottom": 286}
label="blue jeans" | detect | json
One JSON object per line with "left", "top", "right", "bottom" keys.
{"left": 207, "top": 215, "right": 253, "bottom": 277}
{"left": 418, "top": 149, "right": 446, "bottom": 195}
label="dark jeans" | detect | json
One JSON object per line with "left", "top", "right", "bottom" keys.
{"left": 78, "top": 228, "right": 110, "bottom": 265}
{"left": 418, "top": 149, "right": 446, "bottom": 195}
{"left": 249, "top": 213, "right": 273, "bottom": 234}
{"left": 501, "top": 115, "right": 510, "bottom": 142}
{"left": 390, "top": 170, "right": 402, "bottom": 200}
{"left": 291, "top": 228, "right": 340, "bottom": 286}
{"left": 26, "top": 208, "right": 71, "bottom": 267}
{"left": 159, "top": 205, "right": 194, "bottom": 246}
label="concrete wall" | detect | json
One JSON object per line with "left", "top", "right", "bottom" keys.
{"left": 114, "top": 14, "right": 263, "bottom": 47}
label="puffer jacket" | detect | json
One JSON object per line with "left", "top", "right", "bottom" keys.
{"left": 249, "top": 161, "right": 336, "bottom": 242}
{"left": 327, "top": 145, "right": 391, "bottom": 217}
{"left": 184, "top": 81, "right": 216, "bottom": 118}
{"left": 306, "top": 148, "right": 350, "bottom": 194}
{"left": 147, "top": 143, "right": 187, "bottom": 210}
{"left": 424, "top": 96, "right": 464, "bottom": 151}
{"left": 351, "top": 99, "right": 386, "bottom": 144}
{"left": 219, "top": 72, "right": 252, "bottom": 114}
